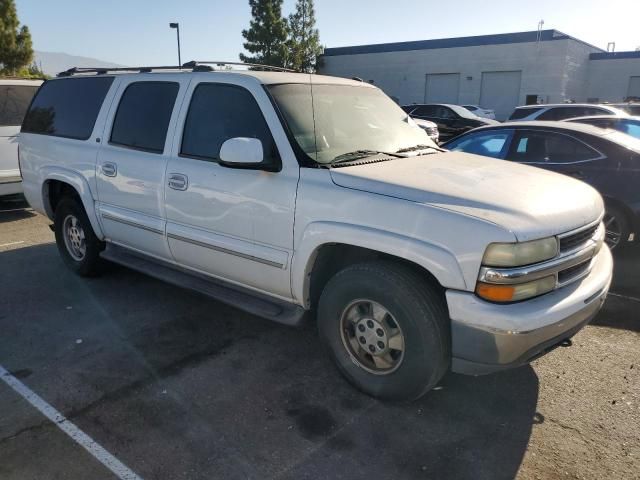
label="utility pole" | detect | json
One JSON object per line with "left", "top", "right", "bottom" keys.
{"left": 169, "top": 22, "right": 181, "bottom": 67}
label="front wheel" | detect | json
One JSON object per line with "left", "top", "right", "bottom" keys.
{"left": 317, "top": 261, "right": 450, "bottom": 401}
{"left": 604, "top": 204, "right": 631, "bottom": 250}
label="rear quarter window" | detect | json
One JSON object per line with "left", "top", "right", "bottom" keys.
{"left": 508, "top": 107, "right": 542, "bottom": 120}
{"left": 0, "top": 85, "right": 39, "bottom": 126}
{"left": 22, "top": 77, "right": 114, "bottom": 140}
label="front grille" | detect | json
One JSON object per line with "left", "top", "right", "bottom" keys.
{"left": 560, "top": 224, "right": 599, "bottom": 253}
{"left": 558, "top": 260, "right": 591, "bottom": 285}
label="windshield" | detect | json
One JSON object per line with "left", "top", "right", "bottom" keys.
{"left": 268, "top": 83, "right": 435, "bottom": 164}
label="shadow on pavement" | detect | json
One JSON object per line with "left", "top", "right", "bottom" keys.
{"left": 0, "top": 196, "right": 35, "bottom": 223}
{"left": 1, "top": 243, "right": 539, "bottom": 480}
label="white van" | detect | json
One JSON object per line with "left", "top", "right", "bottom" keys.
{"left": 0, "top": 78, "right": 42, "bottom": 196}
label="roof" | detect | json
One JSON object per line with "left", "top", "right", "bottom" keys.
{"left": 563, "top": 115, "right": 640, "bottom": 122}
{"left": 590, "top": 51, "right": 640, "bottom": 60}
{"left": 49, "top": 68, "right": 369, "bottom": 87}
{"left": 0, "top": 78, "right": 44, "bottom": 85}
{"left": 323, "top": 29, "right": 604, "bottom": 57}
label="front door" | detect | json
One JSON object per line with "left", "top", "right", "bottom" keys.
{"left": 95, "top": 77, "right": 188, "bottom": 259}
{"left": 164, "top": 80, "right": 298, "bottom": 300}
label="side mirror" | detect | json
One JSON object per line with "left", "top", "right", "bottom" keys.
{"left": 219, "top": 137, "right": 265, "bottom": 169}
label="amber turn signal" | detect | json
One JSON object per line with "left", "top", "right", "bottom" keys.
{"left": 476, "top": 282, "right": 515, "bottom": 302}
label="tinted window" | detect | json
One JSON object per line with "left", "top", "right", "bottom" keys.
{"left": 181, "top": 83, "right": 279, "bottom": 164}
{"left": 509, "top": 131, "right": 599, "bottom": 163}
{"left": 446, "top": 131, "right": 511, "bottom": 158}
{"left": 538, "top": 107, "right": 591, "bottom": 121}
{"left": 22, "top": 77, "right": 113, "bottom": 139}
{"left": 110, "top": 82, "right": 178, "bottom": 153}
{"left": 436, "top": 106, "right": 456, "bottom": 119}
{"left": 582, "top": 107, "right": 609, "bottom": 116}
{"left": 0, "top": 85, "right": 39, "bottom": 126}
{"left": 400, "top": 105, "right": 416, "bottom": 113}
{"left": 413, "top": 105, "right": 436, "bottom": 116}
{"left": 508, "top": 107, "right": 542, "bottom": 120}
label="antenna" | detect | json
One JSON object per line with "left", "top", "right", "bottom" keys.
{"left": 536, "top": 19, "right": 545, "bottom": 43}
{"left": 607, "top": 42, "right": 616, "bottom": 52}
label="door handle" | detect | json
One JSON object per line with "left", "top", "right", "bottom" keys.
{"left": 168, "top": 173, "right": 188, "bottom": 191}
{"left": 101, "top": 162, "right": 117, "bottom": 177}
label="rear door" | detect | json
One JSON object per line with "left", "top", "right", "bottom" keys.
{"left": 163, "top": 79, "right": 298, "bottom": 299}
{"left": 95, "top": 76, "right": 189, "bottom": 259}
{"left": 0, "top": 82, "right": 39, "bottom": 183}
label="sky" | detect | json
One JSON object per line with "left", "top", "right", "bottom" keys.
{"left": 14, "top": 0, "right": 640, "bottom": 66}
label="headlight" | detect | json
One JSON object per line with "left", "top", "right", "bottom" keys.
{"left": 482, "top": 237, "right": 558, "bottom": 267}
{"left": 476, "top": 275, "right": 556, "bottom": 303}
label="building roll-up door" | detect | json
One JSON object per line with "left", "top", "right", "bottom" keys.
{"left": 628, "top": 77, "right": 640, "bottom": 99}
{"left": 424, "top": 73, "right": 460, "bottom": 104}
{"left": 480, "top": 71, "right": 522, "bottom": 121}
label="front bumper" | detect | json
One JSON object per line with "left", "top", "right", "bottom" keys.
{"left": 447, "top": 245, "right": 613, "bottom": 375}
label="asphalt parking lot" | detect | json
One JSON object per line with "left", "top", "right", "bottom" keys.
{"left": 0, "top": 195, "right": 638, "bottom": 480}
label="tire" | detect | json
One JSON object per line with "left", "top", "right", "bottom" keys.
{"left": 54, "top": 197, "right": 104, "bottom": 276}
{"left": 604, "top": 204, "right": 631, "bottom": 251}
{"left": 317, "top": 261, "right": 450, "bottom": 401}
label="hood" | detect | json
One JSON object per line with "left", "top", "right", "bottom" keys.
{"left": 329, "top": 152, "right": 603, "bottom": 241}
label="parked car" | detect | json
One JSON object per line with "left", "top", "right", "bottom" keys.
{"left": 443, "top": 121, "right": 640, "bottom": 249}
{"left": 411, "top": 117, "right": 439, "bottom": 143}
{"left": 401, "top": 103, "right": 498, "bottom": 141}
{"left": 20, "top": 66, "right": 612, "bottom": 400}
{"left": 565, "top": 115, "right": 640, "bottom": 140}
{"left": 462, "top": 104, "right": 496, "bottom": 120}
{"left": 608, "top": 103, "right": 640, "bottom": 116}
{"left": 507, "top": 103, "right": 628, "bottom": 122}
{"left": 0, "top": 78, "right": 42, "bottom": 196}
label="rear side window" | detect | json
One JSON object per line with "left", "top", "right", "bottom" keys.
{"left": 538, "top": 107, "right": 588, "bottom": 121}
{"left": 110, "top": 82, "right": 179, "bottom": 153}
{"left": 413, "top": 105, "right": 436, "bottom": 116}
{"left": 446, "top": 130, "right": 511, "bottom": 158}
{"left": 509, "top": 131, "right": 599, "bottom": 163}
{"left": 0, "top": 85, "right": 39, "bottom": 126}
{"left": 508, "top": 107, "right": 542, "bottom": 120}
{"left": 180, "top": 83, "right": 279, "bottom": 164}
{"left": 22, "top": 77, "right": 113, "bottom": 139}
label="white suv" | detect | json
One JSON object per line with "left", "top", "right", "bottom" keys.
{"left": 0, "top": 78, "right": 42, "bottom": 196}
{"left": 19, "top": 64, "right": 613, "bottom": 400}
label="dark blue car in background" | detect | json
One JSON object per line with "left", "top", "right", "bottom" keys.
{"left": 443, "top": 121, "right": 640, "bottom": 250}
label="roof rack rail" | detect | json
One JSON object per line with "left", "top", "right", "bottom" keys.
{"left": 57, "top": 65, "right": 184, "bottom": 77}
{"left": 57, "top": 61, "right": 298, "bottom": 78}
{"left": 183, "top": 61, "right": 297, "bottom": 73}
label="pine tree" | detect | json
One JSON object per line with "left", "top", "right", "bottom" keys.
{"left": 239, "top": 0, "right": 288, "bottom": 68}
{"left": 287, "top": 0, "right": 323, "bottom": 72}
{"left": 0, "top": 0, "right": 33, "bottom": 75}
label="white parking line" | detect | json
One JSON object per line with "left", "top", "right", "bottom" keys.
{"left": 608, "top": 292, "right": 640, "bottom": 303}
{"left": 0, "top": 241, "right": 25, "bottom": 248}
{"left": 0, "top": 365, "right": 143, "bottom": 480}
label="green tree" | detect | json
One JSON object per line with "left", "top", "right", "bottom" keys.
{"left": 0, "top": 0, "right": 34, "bottom": 75}
{"left": 287, "top": 0, "right": 323, "bottom": 72}
{"left": 239, "top": 0, "right": 288, "bottom": 68}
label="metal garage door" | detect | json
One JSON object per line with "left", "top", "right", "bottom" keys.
{"left": 628, "top": 77, "right": 640, "bottom": 99}
{"left": 480, "top": 71, "right": 522, "bottom": 121}
{"left": 425, "top": 73, "right": 460, "bottom": 104}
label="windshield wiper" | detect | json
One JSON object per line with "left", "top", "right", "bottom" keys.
{"left": 395, "top": 144, "right": 443, "bottom": 154}
{"left": 330, "top": 149, "right": 403, "bottom": 165}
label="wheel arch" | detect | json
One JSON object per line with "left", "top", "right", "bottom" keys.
{"left": 41, "top": 167, "right": 104, "bottom": 239}
{"left": 602, "top": 195, "right": 637, "bottom": 242}
{"left": 292, "top": 222, "right": 467, "bottom": 309}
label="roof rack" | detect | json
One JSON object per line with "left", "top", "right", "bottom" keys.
{"left": 57, "top": 61, "right": 297, "bottom": 77}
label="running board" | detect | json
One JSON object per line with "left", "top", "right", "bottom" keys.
{"left": 100, "top": 244, "right": 306, "bottom": 327}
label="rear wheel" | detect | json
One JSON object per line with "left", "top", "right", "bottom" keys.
{"left": 54, "top": 197, "right": 104, "bottom": 276}
{"left": 318, "top": 261, "right": 450, "bottom": 401}
{"left": 603, "top": 204, "right": 631, "bottom": 250}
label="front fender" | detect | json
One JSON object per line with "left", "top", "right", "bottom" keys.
{"left": 40, "top": 166, "right": 104, "bottom": 239}
{"left": 292, "top": 221, "right": 467, "bottom": 306}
